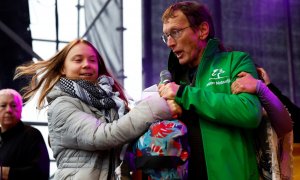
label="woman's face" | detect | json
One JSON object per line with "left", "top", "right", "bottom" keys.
{"left": 62, "top": 43, "right": 99, "bottom": 83}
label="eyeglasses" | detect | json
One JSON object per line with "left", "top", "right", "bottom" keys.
{"left": 161, "top": 26, "right": 190, "bottom": 44}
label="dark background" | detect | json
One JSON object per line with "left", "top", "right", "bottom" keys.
{"left": 0, "top": 0, "right": 32, "bottom": 92}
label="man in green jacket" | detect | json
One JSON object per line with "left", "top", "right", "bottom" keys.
{"left": 158, "top": 1, "right": 262, "bottom": 179}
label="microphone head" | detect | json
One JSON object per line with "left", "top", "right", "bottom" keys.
{"left": 160, "top": 70, "right": 172, "bottom": 84}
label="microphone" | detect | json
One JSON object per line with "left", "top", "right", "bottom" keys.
{"left": 160, "top": 70, "right": 172, "bottom": 84}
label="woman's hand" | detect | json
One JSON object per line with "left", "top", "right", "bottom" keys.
{"left": 231, "top": 72, "right": 258, "bottom": 94}
{"left": 167, "top": 100, "right": 182, "bottom": 119}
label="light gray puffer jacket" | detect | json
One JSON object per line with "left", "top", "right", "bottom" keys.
{"left": 47, "top": 88, "right": 172, "bottom": 180}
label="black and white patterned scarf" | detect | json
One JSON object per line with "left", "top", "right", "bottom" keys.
{"left": 57, "top": 77, "right": 117, "bottom": 111}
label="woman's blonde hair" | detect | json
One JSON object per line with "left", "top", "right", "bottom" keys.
{"left": 14, "top": 39, "right": 127, "bottom": 109}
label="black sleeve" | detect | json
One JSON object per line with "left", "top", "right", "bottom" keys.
{"left": 8, "top": 127, "right": 50, "bottom": 180}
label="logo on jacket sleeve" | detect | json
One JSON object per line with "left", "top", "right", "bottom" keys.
{"left": 206, "top": 68, "right": 230, "bottom": 86}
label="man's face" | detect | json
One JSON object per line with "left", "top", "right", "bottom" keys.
{"left": 162, "top": 10, "right": 204, "bottom": 67}
{"left": 0, "top": 93, "right": 22, "bottom": 132}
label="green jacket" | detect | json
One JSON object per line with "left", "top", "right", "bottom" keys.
{"left": 169, "top": 39, "right": 262, "bottom": 180}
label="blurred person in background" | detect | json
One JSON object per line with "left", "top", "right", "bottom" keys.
{"left": 231, "top": 70, "right": 293, "bottom": 179}
{"left": 255, "top": 66, "right": 299, "bottom": 143}
{"left": 0, "top": 88, "right": 50, "bottom": 180}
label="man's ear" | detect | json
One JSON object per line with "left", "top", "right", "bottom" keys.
{"left": 199, "top": 21, "right": 209, "bottom": 40}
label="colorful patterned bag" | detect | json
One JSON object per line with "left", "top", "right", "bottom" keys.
{"left": 133, "top": 119, "right": 189, "bottom": 180}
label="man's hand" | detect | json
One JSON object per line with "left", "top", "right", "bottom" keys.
{"left": 158, "top": 82, "right": 182, "bottom": 118}
{"left": 158, "top": 82, "right": 179, "bottom": 100}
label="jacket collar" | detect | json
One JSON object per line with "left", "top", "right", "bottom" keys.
{"left": 201, "top": 38, "right": 220, "bottom": 61}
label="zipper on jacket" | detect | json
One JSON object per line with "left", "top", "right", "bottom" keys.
{"left": 107, "top": 148, "right": 115, "bottom": 180}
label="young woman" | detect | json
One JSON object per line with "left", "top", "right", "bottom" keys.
{"left": 14, "top": 39, "right": 175, "bottom": 179}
